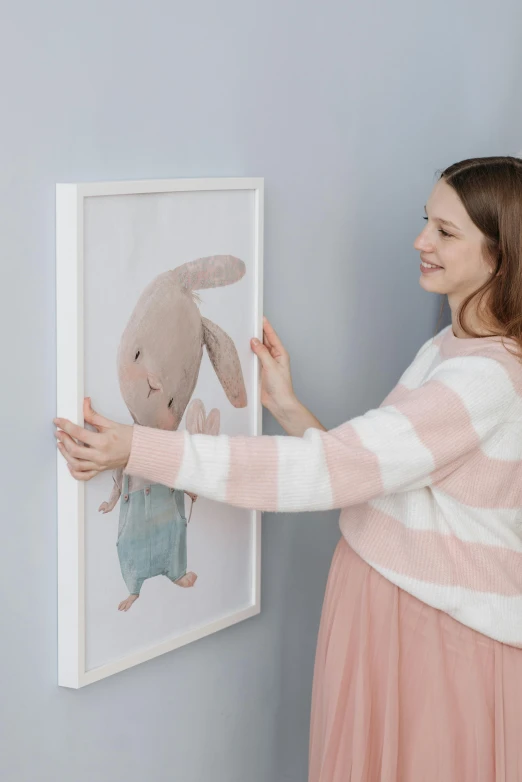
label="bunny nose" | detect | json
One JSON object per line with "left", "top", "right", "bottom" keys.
{"left": 147, "top": 373, "right": 163, "bottom": 392}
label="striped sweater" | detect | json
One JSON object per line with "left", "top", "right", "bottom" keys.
{"left": 125, "top": 324, "right": 522, "bottom": 647}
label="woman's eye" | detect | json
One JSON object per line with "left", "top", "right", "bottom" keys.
{"left": 422, "top": 217, "right": 451, "bottom": 238}
{"left": 168, "top": 398, "right": 174, "bottom": 409}
{"left": 134, "top": 350, "right": 141, "bottom": 361}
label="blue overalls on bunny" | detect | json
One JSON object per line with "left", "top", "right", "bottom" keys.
{"left": 117, "top": 474, "right": 188, "bottom": 595}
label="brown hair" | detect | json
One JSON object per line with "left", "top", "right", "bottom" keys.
{"left": 433, "top": 155, "right": 522, "bottom": 360}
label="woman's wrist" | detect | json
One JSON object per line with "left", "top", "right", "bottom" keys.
{"left": 268, "top": 396, "right": 326, "bottom": 436}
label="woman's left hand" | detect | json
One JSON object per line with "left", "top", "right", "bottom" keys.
{"left": 54, "top": 398, "right": 133, "bottom": 481}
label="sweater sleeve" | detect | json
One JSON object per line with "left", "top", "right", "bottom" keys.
{"left": 124, "top": 354, "right": 516, "bottom": 513}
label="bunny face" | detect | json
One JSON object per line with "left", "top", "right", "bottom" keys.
{"left": 117, "top": 272, "right": 203, "bottom": 430}
{"left": 117, "top": 255, "right": 248, "bottom": 432}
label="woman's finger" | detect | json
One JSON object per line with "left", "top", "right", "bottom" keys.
{"left": 83, "top": 397, "right": 113, "bottom": 431}
{"left": 250, "top": 337, "right": 275, "bottom": 369}
{"left": 69, "top": 467, "right": 99, "bottom": 481}
{"left": 55, "top": 429, "right": 100, "bottom": 461}
{"left": 263, "top": 316, "right": 285, "bottom": 350}
{"left": 263, "top": 317, "right": 287, "bottom": 359}
{"left": 262, "top": 320, "right": 274, "bottom": 349}
{"left": 263, "top": 330, "right": 276, "bottom": 355}
{"left": 57, "top": 442, "right": 100, "bottom": 472}
{"left": 54, "top": 417, "right": 99, "bottom": 447}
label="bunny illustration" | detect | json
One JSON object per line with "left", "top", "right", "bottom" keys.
{"left": 183, "top": 398, "right": 221, "bottom": 521}
{"left": 98, "top": 255, "right": 247, "bottom": 611}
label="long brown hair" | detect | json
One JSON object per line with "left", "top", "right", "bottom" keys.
{"left": 432, "top": 155, "right": 522, "bottom": 360}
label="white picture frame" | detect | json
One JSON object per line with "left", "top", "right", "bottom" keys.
{"left": 56, "top": 177, "right": 264, "bottom": 688}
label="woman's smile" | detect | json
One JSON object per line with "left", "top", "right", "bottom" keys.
{"left": 420, "top": 258, "right": 443, "bottom": 273}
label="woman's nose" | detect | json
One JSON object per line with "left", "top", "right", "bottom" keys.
{"left": 413, "top": 231, "right": 431, "bottom": 251}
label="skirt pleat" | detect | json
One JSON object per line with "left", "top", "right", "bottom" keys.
{"left": 309, "top": 537, "right": 522, "bottom": 782}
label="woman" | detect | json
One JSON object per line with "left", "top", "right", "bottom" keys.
{"left": 54, "top": 156, "right": 522, "bottom": 781}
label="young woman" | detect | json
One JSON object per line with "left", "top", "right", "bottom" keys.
{"left": 55, "top": 156, "right": 522, "bottom": 781}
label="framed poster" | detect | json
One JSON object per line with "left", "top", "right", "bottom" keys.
{"left": 56, "top": 177, "right": 263, "bottom": 688}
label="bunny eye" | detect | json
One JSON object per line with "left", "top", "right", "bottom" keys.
{"left": 134, "top": 350, "right": 141, "bottom": 361}
{"left": 168, "top": 398, "right": 174, "bottom": 409}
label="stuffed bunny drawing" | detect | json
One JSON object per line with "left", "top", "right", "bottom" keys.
{"left": 183, "top": 398, "right": 221, "bottom": 522}
{"left": 98, "top": 255, "right": 247, "bottom": 611}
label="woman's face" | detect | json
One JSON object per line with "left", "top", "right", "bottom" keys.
{"left": 413, "top": 178, "right": 495, "bottom": 303}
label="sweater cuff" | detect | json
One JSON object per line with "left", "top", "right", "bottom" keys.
{"left": 125, "top": 425, "right": 185, "bottom": 488}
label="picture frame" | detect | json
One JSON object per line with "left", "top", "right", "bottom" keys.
{"left": 56, "top": 176, "right": 264, "bottom": 688}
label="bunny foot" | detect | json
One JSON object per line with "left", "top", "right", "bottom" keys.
{"left": 174, "top": 571, "right": 198, "bottom": 588}
{"left": 118, "top": 594, "right": 139, "bottom": 611}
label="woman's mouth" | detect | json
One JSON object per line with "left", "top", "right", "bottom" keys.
{"left": 420, "top": 260, "right": 443, "bottom": 274}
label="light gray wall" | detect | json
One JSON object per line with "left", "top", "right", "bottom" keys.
{"left": 1, "top": 1, "right": 521, "bottom": 780}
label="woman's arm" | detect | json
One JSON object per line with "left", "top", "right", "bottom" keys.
{"left": 55, "top": 355, "right": 515, "bottom": 513}
{"left": 54, "top": 318, "right": 327, "bottom": 482}
{"left": 123, "top": 354, "right": 516, "bottom": 513}
{"left": 269, "top": 397, "right": 326, "bottom": 436}
{"left": 55, "top": 324, "right": 516, "bottom": 514}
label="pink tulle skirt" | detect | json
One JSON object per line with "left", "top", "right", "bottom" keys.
{"left": 309, "top": 536, "right": 522, "bottom": 782}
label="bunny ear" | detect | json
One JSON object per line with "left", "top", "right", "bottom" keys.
{"left": 172, "top": 255, "right": 246, "bottom": 292}
{"left": 186, "top": 398, "right": 206, "bottom": 434}
{"left": 202, "top": 318, "right": 248, "bottom": 408}
{"left": 204, "top": 408, "right": 221, "bottom": 436}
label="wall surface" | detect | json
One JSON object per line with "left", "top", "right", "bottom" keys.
{"left": 1, "top": 1, "right": 521, "bottom": 780}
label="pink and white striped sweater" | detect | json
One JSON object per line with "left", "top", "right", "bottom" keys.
{"left": 125, "top": 324, "right": 522, "bottom": 647}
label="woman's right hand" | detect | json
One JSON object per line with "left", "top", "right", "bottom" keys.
{"left": 250, "top": 317, "right": 297, "bottom": 417}
{"left": 251, "top": 317, "right": 326, "bottom": 436}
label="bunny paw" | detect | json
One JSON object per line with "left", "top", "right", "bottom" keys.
{"left": 174, "top": 571, "right": 198, "bottom": 588}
